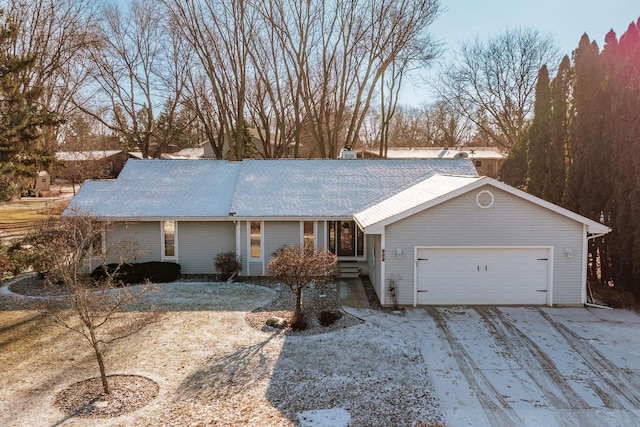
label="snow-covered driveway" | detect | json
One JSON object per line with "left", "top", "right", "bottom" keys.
{"left": 350, "top": 306, "right": 640, "bottom": 427}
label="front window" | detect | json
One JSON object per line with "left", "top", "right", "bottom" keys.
{"left": 163, "top": 221, "right": 175, "bottom": 257}
{"left": 250, "top": 221, "right": 261, "bottom": 258}
{"left": 303, "top": 221, "right": 315, "bottom": 249}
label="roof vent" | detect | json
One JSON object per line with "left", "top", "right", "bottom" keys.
{"left": 453, "top": 151, "right": 469, "bottom": 159}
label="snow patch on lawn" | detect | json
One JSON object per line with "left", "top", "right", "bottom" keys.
{"left": 298, "top": 407, "right": 351, "bottom": 427}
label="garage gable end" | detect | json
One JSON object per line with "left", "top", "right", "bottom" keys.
{"left": 356, "top": 175, "right": 611, "bottom": 236}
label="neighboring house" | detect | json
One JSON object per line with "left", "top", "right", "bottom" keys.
{"left": 64, "top": 158, "right": 610, "bottom": 307}
{"left": 362, "top": 147, "right": 505, "bottom": 178}
{"left": 55, "top": 150, "right": 129, "bottom": 181}
{"left": 200, "top": 127, "right": 273, "bottom": 159}
{"left": 161, "top": 147, "right": 205, "bottom": 160}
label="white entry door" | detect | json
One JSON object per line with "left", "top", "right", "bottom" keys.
{"left": 415, "top": 247, "right": 550, "bottom": 305}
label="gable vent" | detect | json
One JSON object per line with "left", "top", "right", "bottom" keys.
{"left": 476, "top": 190, "right": 494, "bottom": 208}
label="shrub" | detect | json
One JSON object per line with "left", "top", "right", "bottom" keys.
{"left": 289, "top": 313, "right": 308, "bottom": 331}
{"left": 318, "top": 310, "right": 343, "bottom": 327}
{"left": 91, "top": 261, "right": 181, "bottom": 285}
{"left": 214, "top": 251, "right": 242, "bottom": 279}
{"left": 591, "top": 280, "right": 638, "bottom": 308}
{"left": 0, "top": 178, "right": 16, "bottom": 202}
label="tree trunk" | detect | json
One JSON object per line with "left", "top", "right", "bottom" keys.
{"left": 295, "top": 289, "right": 302, "bottom": 315}
{"left": 92, "top": 341, "right": 110, "bottom": 394}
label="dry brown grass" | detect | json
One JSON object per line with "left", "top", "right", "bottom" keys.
{"left": 590, "top": 280, "right": 639, "bottom": 310}
{"left": 0, "top": 198, "right": 69, "bottom": 244}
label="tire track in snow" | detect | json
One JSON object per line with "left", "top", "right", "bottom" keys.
{"left": 473, "top": 307, "right": 591, "bottom": 409}
{"left": 426, "top": 307, "right": 523, "bottom": 427}
{"left": 537, "top": 308, "right": 640, "bottom": 410}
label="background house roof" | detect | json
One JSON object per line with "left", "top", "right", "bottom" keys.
{"left": 56, "top": 150, "right": 124, "bottom": 161}
{"left": 65, "top": 159, "right": 478, "bottom": 219}
{"left": 364, "top": 147, "right": 505, "bottom": 160}
{"left": 229, "top": 159, "right": 478, "bottom": 218}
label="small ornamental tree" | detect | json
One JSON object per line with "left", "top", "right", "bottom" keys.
{"left": 267, "top": 246, "right": 337, "bottom": 316}
{"left": 24, "top": 213, "right": 161, "bottom": 395}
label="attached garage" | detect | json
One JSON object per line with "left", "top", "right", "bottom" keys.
{"left": 415, "top": 247, "right": 551, "bottom": 305}
{"left": 355, "top": 175, "right": 612, "bottom": 307}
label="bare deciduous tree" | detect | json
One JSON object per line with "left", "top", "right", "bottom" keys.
{"left": 165, "top": 0, "right": 255, "bottom": 160}
{"left": 77, "top": 0, "right": 187, "bottom": 158}
{"left": 434, "top": 28, "right": 558, "bottom": 150}
{"left": 267, "top": 246, "right": 337, "bottom": 316}
{"left": 27, "top": 214, "right": 160, "bottom": 395}
{"left": 167, "top": 0, "right": 440, "bottom": 159}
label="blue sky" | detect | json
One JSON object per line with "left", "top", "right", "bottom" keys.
{"left": 406, "top": 0, "right": 640, "bottom": 105}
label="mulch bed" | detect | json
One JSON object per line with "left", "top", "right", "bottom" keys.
{"left": 54, "top": 375, "right": 159, "bottom": 418}
{"left": 245, "top": 280, "right": 363, "bottom": 336}
{"left": 7, "top": 275, "right": 67, "bottom": 297}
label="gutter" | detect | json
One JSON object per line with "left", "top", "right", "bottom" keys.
{"left": 587, "top": 232, "right": 609, "bottom": 240}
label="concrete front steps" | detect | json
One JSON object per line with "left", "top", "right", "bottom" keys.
{"left": 338, "top": 262, "right": 360, "bottom": 278}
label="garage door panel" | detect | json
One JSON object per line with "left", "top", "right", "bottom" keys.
{"left": 416, "top": 248, "right": 549, "bottom": 305}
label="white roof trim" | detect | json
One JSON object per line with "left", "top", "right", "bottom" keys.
{"left": 356, "top": 176, "right": 611, "bottom": 235}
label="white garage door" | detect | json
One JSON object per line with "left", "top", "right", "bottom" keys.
{"left": 416, "top": 247, "right": 550, "bottom": 305}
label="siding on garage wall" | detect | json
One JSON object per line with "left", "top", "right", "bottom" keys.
{"left": 384, "top": 185, "right": 584, "bottom": 306}
{"left": 366, "top": 234, "right": 382, "bottom": 302}
{"left": 178, "top": 222, "right": 236, "bottom": 274}
{"left": 107, "top": 222, "right": 161, "bottom": 263}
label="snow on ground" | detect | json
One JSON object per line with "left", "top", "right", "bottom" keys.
{"left": 348, "top": 305, "right": 640, "bottom": 427}
{"left": 297, "top": 407, "right": 351, "bottom": 427}
{"left": 4, "top": 278, "right": 639, "bottom": 427}
{"left": 0, "top": 281, "right": 442, "bottom": 427}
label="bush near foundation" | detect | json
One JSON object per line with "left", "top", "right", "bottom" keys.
{"left": 91, "top": 261, "right": 180, "bottom": 285}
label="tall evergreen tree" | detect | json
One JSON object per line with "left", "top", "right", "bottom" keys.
{"left": 604, "top": 21, "right": 640, "bottom": 294}
{"left": 545, "top": 56, "right": 571, "bottom": 205}
{"left": 564, "top": 34, "right": 612, "bottom": 281}
{"left": 499, "top": 137, "right": 527, "bottom": 189}
{"left": 0, "top": 11, "right": 59, "bottom": 188}
{"left": 525, "top": 65, "right": 552, "bottom": 198}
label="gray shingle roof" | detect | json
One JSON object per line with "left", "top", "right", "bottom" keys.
{"left": 230, "top": 159, "right": 477, "bottom": 217}
{"left": 65, "top": 158, "right": 478, "bottom": 219}
{"left": 66, "top": 160, "right": 241, "bottom": 219}
{"left": 355, "top": 174, "right": 483, "bottom": 229}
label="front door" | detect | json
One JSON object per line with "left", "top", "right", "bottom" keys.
{"left": 328, "top": 220, "right": 364, "bottom": 258}
{"left": 337, "top": 221, "right": 356, "bottom": 256}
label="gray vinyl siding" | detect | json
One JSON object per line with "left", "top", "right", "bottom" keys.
{"left": 264, "top": 221, "right": 300, "bottom": 261}
{"left": 239, "top": 221, "right": 248, "bottom": 273}
{"left": 384, "top": 185, "right": 584, "bottom": 306}
{"left": 178, "top": 222, "right": 236, "bottom": 274}
{"left": 366, "top": 234, "right": 382, "bottom": 301}
{"left": 240, "top": 221, "right": 262, "bottom": 276}
{"left": 106, "top": 222, "right": 161, "bottom": 262}
{"left": 316, "top": 221, "right": 326, "bottom": 250}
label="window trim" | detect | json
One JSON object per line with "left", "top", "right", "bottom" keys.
{"left": 161, "top": 220, "right": 178, "bottom": 261}
{"left": 301, "top": 221, "right": 317, "bottom": 249}
{"left": 248, "top": 220, "right": 263, "bottom": 260}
